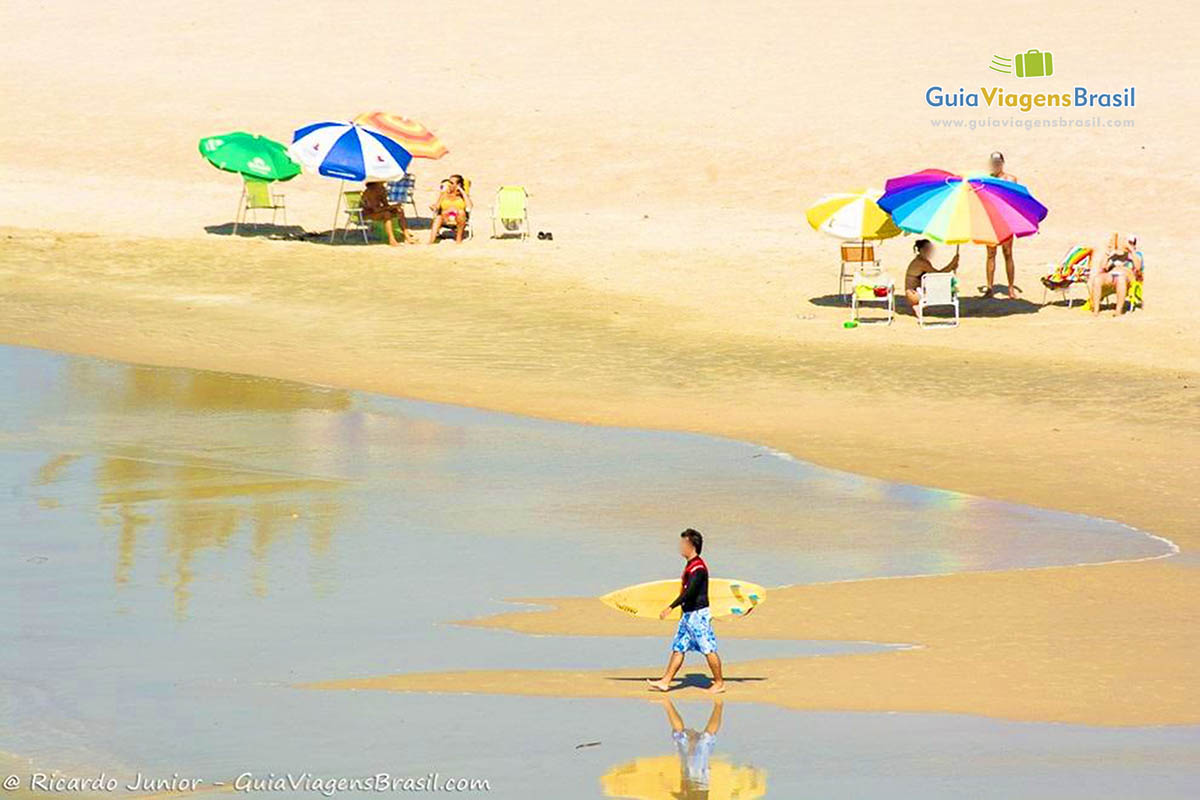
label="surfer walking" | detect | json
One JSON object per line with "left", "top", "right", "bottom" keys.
{"left": 648, "top": 528, "right": 725, "bottom": 694}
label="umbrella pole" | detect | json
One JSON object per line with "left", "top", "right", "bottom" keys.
{"left": 233, "top": 183, "right": 246, "bottom": 237}
{"left": 329, "top": 181, "right": 343, "bottom": 244}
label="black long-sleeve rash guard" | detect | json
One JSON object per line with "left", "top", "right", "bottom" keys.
{"left": 669, "top": 556, "right": 710, "bottom": 613}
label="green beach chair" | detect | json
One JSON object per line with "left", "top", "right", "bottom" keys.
{"left": 339, "top": 190, "right": 371, "bottom": 244}
{"left": 235, "top": 178, "right": 287, "bottom": 234}
{"left": 490, "top": 186, "right": 530, "bottom": 239}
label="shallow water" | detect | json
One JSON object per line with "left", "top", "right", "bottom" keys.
{"left": 1, "top": 345, "right": 1192, "bottom": 797}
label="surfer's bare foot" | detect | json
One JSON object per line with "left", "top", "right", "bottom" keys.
{"left": 647, "top": 679, "right": 672, "bottom": 692}
{"left": 708, "top": 682, "right": 726, "bottom": 694}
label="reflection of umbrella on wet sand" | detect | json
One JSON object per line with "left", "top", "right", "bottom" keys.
{"left": 878, "top": 168, "right": 1048, "bottom": 245}
{"left": 198, "top": 132, "right": 301, "bottom": 234}
{"left": 288, "top": 121, "right": 413, "bottom": 241}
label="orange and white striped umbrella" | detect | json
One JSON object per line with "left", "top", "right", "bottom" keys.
{"left": 352, "top": 112, "right": 448, "bottom": 159}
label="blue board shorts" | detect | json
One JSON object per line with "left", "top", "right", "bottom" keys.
{"left": 671, "top": 608, "right": 718, "bottom": 655}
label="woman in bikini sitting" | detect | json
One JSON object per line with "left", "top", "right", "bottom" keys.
{"left": 904, "top": 239, "right": 959, "bottom": 323}
{"left": 1087, "top": 233, "right": 1142, "bottom": 317}
{"left": 428, "top": 180, "right": 469, "bottom": 244}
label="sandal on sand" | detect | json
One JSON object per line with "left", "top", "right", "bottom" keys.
{"left": 980, "top": 286, "right": 995, "bottom": 298}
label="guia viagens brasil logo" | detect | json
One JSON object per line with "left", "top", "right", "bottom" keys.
{"left": 926, "top": 50, "right": 1135, "bottom": 113}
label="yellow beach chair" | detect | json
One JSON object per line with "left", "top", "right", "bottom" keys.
{"left": 1081, "top": 251, "right": 1145, "bottom": 313}
{"left": 338, "top": 190, "right": 371, "bottom": 243}
{"left": 1082, "top": 278, "right": 1144, "bottom": 313}
{"left": 235, "top": 178, "right": 287, "bottom": 234}
{"left": 490, "top": 186, "right": 530, "bottom": 239}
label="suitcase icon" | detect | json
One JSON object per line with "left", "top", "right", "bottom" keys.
{"left": 1014, "top": 49, "right": 1053, "bottom": 78}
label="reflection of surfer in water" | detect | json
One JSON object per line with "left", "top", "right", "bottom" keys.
{"left": 649, "top": 528, "right": 725, "bottom": 694}
{"left": 661, "top": 698, "right": 722, "bottom": 800}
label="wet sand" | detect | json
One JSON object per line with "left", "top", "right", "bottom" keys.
{"left": 10, "top": 347, "right": 1193, "bottom": 798}
{"left": 310, "top": 560, "right": 1199, "bottom": 725}
{"left": 2, "top": 231, "right": 1198, "bottom": 729}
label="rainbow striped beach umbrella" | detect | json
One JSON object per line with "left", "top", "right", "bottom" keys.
{"left": 806, "top": 188, "right": 903, "bottom": 241}
{"left": 353, "top": 112, "right": 448, "bottom": 160}
{"left": 878, "top": 169, "right": 1048, "bottom": 245}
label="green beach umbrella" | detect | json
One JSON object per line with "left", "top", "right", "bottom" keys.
{"left": 199, "top": 132, "right": 301, "bottom": 182}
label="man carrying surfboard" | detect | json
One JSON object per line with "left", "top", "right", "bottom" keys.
{"left": 648, "top": 528, "right": 725, "bottom": 694}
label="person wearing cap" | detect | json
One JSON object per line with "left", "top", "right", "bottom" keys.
{"left": 1088, "top": 233, "right": 1143, "bottom": 316}
{"left": 983, "top": 152, "right": 1020, "bottom": 299}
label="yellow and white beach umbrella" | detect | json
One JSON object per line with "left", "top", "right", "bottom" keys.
{"left": 806, "top": 188, "right": 903, "bottom": 241}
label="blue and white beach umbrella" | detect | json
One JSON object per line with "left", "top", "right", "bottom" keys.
{"left": 289, "top": 121, "right": 412, "bottom": 181}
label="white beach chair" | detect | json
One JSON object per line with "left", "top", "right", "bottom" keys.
{"left": 918, "top": 272, "right": 959, "bottom": 328}
{"left": 850, "top": 270, "right": 895, "bottom": 325}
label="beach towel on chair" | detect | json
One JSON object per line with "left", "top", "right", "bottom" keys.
{"left": 1041, "top": 246, "right": 1092, "bottom": 289}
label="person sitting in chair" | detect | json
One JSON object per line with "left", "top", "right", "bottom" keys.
{"left": 449, "top": 174, "right": 472, "bottom": 207}
{"left": 428, "top": 180, "right": 469, "bottom": 244}
{"left": 429, "top": 175, "right": 473, "bottom": 215}
{"left": 360, "top": 181, "right": 411, "bottom": 246}
{"left": 904, "top": 238, "right": 959, "bottom": 323}
{"left": 1088, "top": 233, "right": 1142, "bottom": 317}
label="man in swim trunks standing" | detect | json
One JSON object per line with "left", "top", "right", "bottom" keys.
{"left": 648, "top": 529, "right": 725, "bottom": 694}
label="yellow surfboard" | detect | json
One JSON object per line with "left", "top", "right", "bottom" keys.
{"left": 600, "top": 578, "right": 766, "bottom": 620}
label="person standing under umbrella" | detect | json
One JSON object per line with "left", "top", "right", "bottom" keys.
{"left": 983, "top": 151, "right": 1020, "bottom": 299}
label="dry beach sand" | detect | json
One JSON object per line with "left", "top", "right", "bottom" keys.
{"left": 2, "top": 0, "right": 1199, "bottom": 730}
